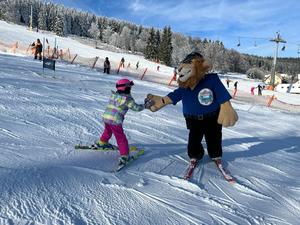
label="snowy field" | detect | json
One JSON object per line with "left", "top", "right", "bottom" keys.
{"left": 1, "top": 20, "right": 300, "bottom": 225}
{"left": 0, "top": 20, "right": 174, "bottom": 84}
{"left": 0, "top": 52, "right": 300, "bottom": 225}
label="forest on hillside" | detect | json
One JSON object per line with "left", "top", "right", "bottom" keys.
{"left": 0, "top": 0, "right": 299, "bottom": 80}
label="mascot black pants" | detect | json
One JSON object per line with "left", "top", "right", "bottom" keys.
{"left": 185, "top": 111, "right": 222, "bottom": 160}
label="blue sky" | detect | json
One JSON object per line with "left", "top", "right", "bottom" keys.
{"left": 48, "top": 0, "right": 300, "bottom": 57}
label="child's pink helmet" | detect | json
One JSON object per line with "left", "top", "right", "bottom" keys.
{"left": 116, "top": 79, "right": 134, "bottom": 91}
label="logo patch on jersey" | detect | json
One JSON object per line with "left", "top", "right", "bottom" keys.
{"left": 198, "top": 88, "right": 214, "bottom": 106}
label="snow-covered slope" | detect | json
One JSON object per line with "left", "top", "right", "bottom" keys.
{"left": 0, "top": 51, "right": 300, "bottom": 224}
{"left": 0, "top": 20, "right": 174, "bottom": 83}
{"left": 1, "top": 20, "right": 300, "bottom": 225}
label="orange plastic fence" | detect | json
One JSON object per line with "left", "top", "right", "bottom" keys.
{"left": 267, "top": 95, "right": 276, "bottom": 107}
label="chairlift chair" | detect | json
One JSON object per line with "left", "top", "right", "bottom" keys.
{"left": 237, "top": 37, "right": 241, "bottom": 47}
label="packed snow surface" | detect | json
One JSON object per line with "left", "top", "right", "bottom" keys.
{"left": 0, "top": 20, "right": 300, "bottom": 225}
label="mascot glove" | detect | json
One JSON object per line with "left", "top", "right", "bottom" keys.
{"left": 144, "top": 98, "right": 155, "bottom": 109}
{"left": 217, "top": 101, "right": 238, "bottom": 127}
{"left": 145, "top": 94, "right": 172, "bottom": 112}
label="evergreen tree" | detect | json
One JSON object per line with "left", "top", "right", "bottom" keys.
{"left": 53, "top": 13, "right": 65, "bottom": 36}
{"left": 159, "top": 26, "right": 173, "bottom": 66}
{"left": 88, "top": 21, "right": 100, "bottom": 39}
{"left": 135, "top": 29, "right": 149, "bottom": 53}
{"left": 119, "top": 26, "right": 131, "bottom": 50}
{"left": 102, "top": 26, "right": 113, "bottom": 43}
{"left": 4, "top": 0, "right": 20, "bottom": 24}
{"left": 98, "top": 17, "right": 107, "bottom": 41}
{"left": 0, "top": 0, "right": 6, "bottom": 20}
{"left": 38, "top": 5, "right": 47, "bottom": 30}
{"left": 47, "top": 4, "right": 56, "bottom": 32}
{"left": 154, "top": 30, "right": 161, "bottom": 59}
{"left": 145, "top": 27, "right": 157, "bottom": 60}
{"left": 171, "top": 33, "right": 192, "bottom": 65}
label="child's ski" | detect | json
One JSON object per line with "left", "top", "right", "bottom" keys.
{"left": 183, "top": 159, "right": 199, "bottom": 180}
{"left": 115, "top": 149, "right": 145, "bottom": 172}
{"left": 75, "top": 144, "right": 137, "bottom": 152}
{"left": 214, "top": 159, "right": 236, "bottom": 184}
{"left": 75, "top": 144, "right": 118, "bottom": 151}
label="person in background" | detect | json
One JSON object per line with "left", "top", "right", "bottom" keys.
{"left": 136, "top": 61, "right": 139, "bottom": 70}
{"left": 173, "top": 67, "right": 178, "bottom": 81}
{"left": 234, "top": 81, "right": 238, "bottom": 90}
{"left": 257, "top": 84, "right": 263, "bottom": 96}
{"left": 34, "top": 38, "right": 43, "bottom": 61}
{"left": 120, "top": 57, "right": 125, "bottom": 68}
{"left": 251, "top": 86, "right": 255, "bottom": 95}
{"left": 226, "top": 77, "right": 230, "bottom": 88}
{"left": 104, "top": 57, "right": 110, "bottom": 74}
{"left": 51, "top": 47, "right": 58, "bottom": 59}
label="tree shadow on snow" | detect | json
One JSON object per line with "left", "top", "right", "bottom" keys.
{"left": 222, "top": 136, "right": 300, "bottom": 162}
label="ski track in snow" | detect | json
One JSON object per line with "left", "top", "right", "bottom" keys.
{"left": 0, "top": 50, "right": 300, "bottom": 224}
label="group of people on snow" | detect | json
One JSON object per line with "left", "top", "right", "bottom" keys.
{"left": 251, "top": 84, "right": 264, "bottom": 95}
{"left": 226, "top": 77, "right": 265, "bottom": 96}
{"left": 96, "top": 52, "right": 238, "bottom": 168}
{"left": 103, "top": 57, "right": 143, "bottom": 75}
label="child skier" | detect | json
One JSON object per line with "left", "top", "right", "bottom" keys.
{"left": 97, "top": 79, "right": 145, "bottom": 166}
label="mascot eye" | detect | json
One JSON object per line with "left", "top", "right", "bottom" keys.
{"left": 179, "top": 69, "right": 191, "bottom": 78}
{"left": 186, "top": 69, "right": 191, "bottom": 73}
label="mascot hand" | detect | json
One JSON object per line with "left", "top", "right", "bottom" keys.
{"left": 145, "top": 94, "right": 172, "bottom": 112}
{"left": 144, "top": 98, "right": 155, "bottom": 109}
{"left": 217, "top": 101, "right": 238, "bottom": 127}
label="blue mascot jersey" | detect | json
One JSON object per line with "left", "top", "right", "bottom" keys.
{"left": 167, "top": 73, "right": 232, "bottom": 115}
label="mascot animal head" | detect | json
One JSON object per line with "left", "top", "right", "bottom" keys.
{"left": 177, "top": 52, "right": 211, "bottom": 89}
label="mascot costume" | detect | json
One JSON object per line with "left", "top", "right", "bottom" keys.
{"left": 145, "top": 52, "right": 238, "bottom": 164}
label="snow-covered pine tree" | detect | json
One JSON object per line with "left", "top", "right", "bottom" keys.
{"left": 109, "top": 32, "right": 121, "bottom": 47}
{"left": 171, "top": 33, "right": 192, "bottom": 65}
{"left": 53, "top": 12, "right": 65, "bottom": 36}
{"left": 88, "top": 21, "right": 100, "bottom": 39}
{"left": 154, "top": 30, "right": 161, "bottom": 60}
{"left": 159, "top": 26, "right": 173, "bottom": 66}
{"left": 2, "top": 0, "right": 20, "bottom": 24}
{"left": 119, "top": 26, "right": 132, "bottom": 50}
{"left": 102, "top": 26, "right": 113, "bottom": 44}
{"left": 97, "top": 17, "right": 108, "bottom": 41}
{"left": 0, "top": 0, "right": 5, "bottom": 20}
{"left": 135, "top": 28, "right": 149, "bottom": 53}
{"left": 145, "top": 27, "right": 157, "bottom": 60}
{"left": 38, "top": 5, "right": 47, "bottom": 30}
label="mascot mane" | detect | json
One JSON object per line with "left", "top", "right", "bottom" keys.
{"left": 177, "top": 55, "right": 211, "bottom": 89}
